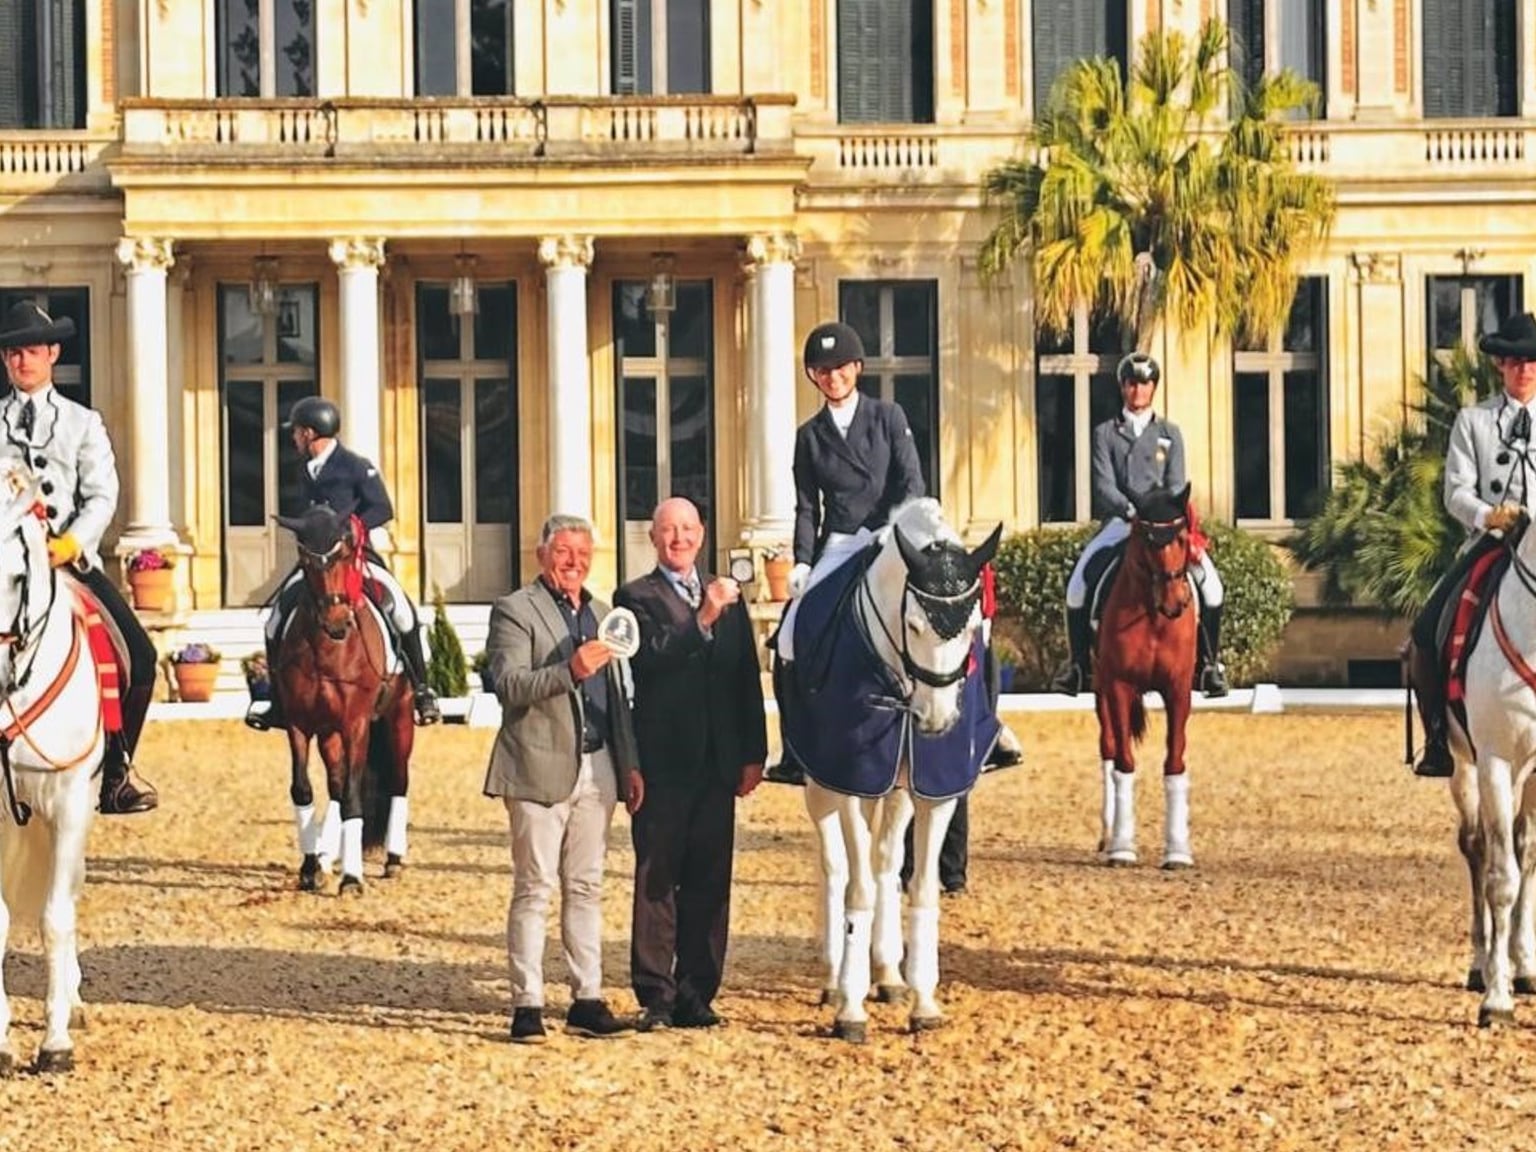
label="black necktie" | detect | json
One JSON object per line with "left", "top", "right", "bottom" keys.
{"left": 1513, "top": 408, "right": 1532, "bottom": 444}
{"left": 18, "top": 400, "right": 34, "bottom": 439}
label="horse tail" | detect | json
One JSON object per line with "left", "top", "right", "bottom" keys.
{"left": 2, "top": 820, "right": 53, "bottom": 931}
{"left": 1130, "top": 696, "right": 1147, "bottom": 745}
{"left": 361, "top": 718, "right": 393, "bottom": 852}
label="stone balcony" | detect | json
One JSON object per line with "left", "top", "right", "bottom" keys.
{"left": 0, "top": 131, "right": 116, "bottom": 193}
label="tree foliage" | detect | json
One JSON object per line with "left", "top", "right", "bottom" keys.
{"left": 979, "top": 18, "right": 1336, "bottom": 350}
{"left": 1287, "top": 349, "right": 1501, "bottom": 617}
{"left": 426, "top": 585, "right": 470, "bottom": 698}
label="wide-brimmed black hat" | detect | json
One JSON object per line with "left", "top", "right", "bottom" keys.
{"left": 1479, "top": 312, "right": 1536, "bottom": 360}
{"left": 0, "top": 301, "right": 75, "bottom": 349}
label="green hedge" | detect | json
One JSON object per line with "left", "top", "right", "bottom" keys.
{"left": 993, "top": 522, "right": 1293, "bottom": 690}
{"left": 426, "top": 586, "right": 470, "bottom": 698}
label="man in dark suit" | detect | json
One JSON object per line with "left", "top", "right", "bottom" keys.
{"left": 615, "top": 496, "right": 767, "bottom": 1030}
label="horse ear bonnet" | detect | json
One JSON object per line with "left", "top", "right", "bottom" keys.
{"left": 294, "top": 505, "right": 347, "bottom": 553}
{"left": 907, "top": 542, "right": 980, "bottom": 641}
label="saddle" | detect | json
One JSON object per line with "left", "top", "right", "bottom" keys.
{"left": 66, "top": 580, "right": 127, "bottom": 734}
{"left": 1442, "top": 544, "right": 1513, "bottom": 717}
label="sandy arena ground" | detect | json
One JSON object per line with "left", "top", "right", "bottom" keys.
{"left": 0, "top": 711, "right": 1526, "bottom": 1151}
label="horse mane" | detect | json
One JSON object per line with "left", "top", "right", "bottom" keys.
{"left": 886, "top": 498, "right": 959, "bottom": 550}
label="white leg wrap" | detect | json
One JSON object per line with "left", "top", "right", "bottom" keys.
{"left": 293, "top": 803, "right": 317, "bottom": 856}
{"left": 385, "top": 796, "right": 409, "bottom": 858}
{"left": 317, "top": 801, "right": 341, "bottom": 872}
{"left": 871, "top": 873, "right": 905, "bottom": 984}
{"left": 1106, "top": 770, "right": 1137, "bottom": 864}
{"left": 340, "top": 817, "right": 365, "bottom": 881}
{"left": 905, "top": 905, "right": 942, "bottom": 1012}
{"left": 1100, "top": 761, "right": 1115, "bottom": 854}
{"left": 1163, "top": 773, "right": 1193, "bottom": 868}
{"left": 838, "top": 909, "right": 874, "bottom": 1020}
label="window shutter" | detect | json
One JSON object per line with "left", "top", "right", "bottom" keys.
{"left": 1424, "top": 0, "right": 1514, "bottom": 118}
{"left": 43, "top": 0, "right": 80, "bottom": 128}
{"left": 1490, "top": 0, "right": 1517, "bottom": 116}
{"left": 0, "top": 0, "right": 24, "bottom": 129}
{"left": 612, "top": 0, "right": 649, "bottom": 95}
{"left": 838, "top": 0, "right": 882, "bottom": 122}
{"left": 1034, "top": 0, "right": 1113, "bottom": 113}
{"left": 1227, "top": 0, "right": 1264, "bottom": 95}
{"left": 878, "top": 0, "right": 914, "bottom": 121}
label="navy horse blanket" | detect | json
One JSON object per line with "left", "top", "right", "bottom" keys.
{"left": 780, "top": 547, "right": 1000, "bottom": 801}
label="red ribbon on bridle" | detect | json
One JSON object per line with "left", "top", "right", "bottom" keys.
{"left": 341, "top": 515, "right": 368, "bottom": 606}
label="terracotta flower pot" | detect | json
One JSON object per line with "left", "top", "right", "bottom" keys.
{"left": 173, "top": 662, "right": 219, "bottom": 703}
{"left": 128, "top": 567, "right": 174, "bottom": 612}
{"left": 763, "top": 556, "right": 793, "bottom": 602}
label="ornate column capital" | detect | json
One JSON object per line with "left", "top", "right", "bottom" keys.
{"left": 328, "top": 237, "right": 387, "bottom": 271}
{"left": 1349, "top": 251, "right": 1402, "bottom": 284}
{"left": 744, "top": 232, "right": 801, "bottom": 267}
{"left": 115, "top": 236, "right": 175, "bottom": 274}
{"left": 537, "top": 235, "right": 595, "bottom": 271}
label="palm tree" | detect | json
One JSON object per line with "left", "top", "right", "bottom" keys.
{"left": 979, "top": 18, "right": 1336, "bottom": 350}
{"left": 1288, "top": 350, "right": 1501, "bottom": 617}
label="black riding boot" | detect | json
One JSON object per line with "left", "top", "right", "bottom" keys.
{"left": 1049, "top": 606, "right": 1093, "bottom": 696}
{"left": 244, "top": 634, "right": 286, "bottom": 732}
{"left": 764, "top": 657, "right": 806, "bottom": 786}
{"left": 100, "top": 682, "right": 159, "bottom": 815}
{"left": 1407, "top": 639, "right": 1454, "bottom": 778}
{"left": 401, "top": 626, "right": 442, "bottom": 726}
{"left": 1198, "top": 604, "right": 1231, "bottom": 698}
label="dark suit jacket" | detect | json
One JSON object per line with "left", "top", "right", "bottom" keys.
{"left": 792, "top": 396, "right": 925, "bottom": 564}
{"left": 614, "top": 569, "right": 768, "bottom": 790}
{"left": 304, "top": 443, "right": 394, "bottom": 530}
{"left": 1090, "top": 413, "right": 1186, "bottom": 522}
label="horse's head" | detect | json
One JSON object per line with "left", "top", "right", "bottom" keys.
{"left": 881, "top": 499, "right": 1002, "bottom": 735}
{"left": 1127, "top": 483, "right": 1194, "bottom": 619}
{"left": 276, "top": 506, "right": 362, "bottom": 640}
{"left": 0, "top": 467, "right": 53, "bottom": 691}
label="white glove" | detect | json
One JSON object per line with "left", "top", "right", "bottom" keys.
{"left": 788, "top": 563, "right": 812, "bottom": 598}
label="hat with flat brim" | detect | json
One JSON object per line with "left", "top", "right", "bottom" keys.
{"left": 0, "top": 301, "right": 75, "bottom": 349}
{"left": 1479, "top": 312, "right": 1536, "bottom": 360}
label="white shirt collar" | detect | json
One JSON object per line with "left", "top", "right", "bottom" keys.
{"left": 307, "top": 441, "right": 338, "bottom": 478}
{"left": 827, "top": 391, "right": 860, "bottom": 436}
{"left": 1122, "top": 406, "right": 1154, "bottom": 437}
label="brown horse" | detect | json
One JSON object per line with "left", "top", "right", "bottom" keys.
{"left": 272, "top": 505, "right": 414, "bottom": 896}
{"left": 1093, "top": 482, "right": 1198, "bottom": 870}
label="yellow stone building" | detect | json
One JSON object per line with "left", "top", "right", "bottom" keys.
{"left": 0, "top": 0, "right": 1529, "bottom": 680}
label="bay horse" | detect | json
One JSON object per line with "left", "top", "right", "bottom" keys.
{"left": 0, "top": 468, "right": 106, "bottom": 1072}
{"left": 781, "top": 499, "right": 1001, "bottom": 1042}
{"left": 1094, "top": 482, "right": 1198, "bottom": 870}
{"left": 272, "top": 506, "right": 413, "bottom": 896}
{"left": 1448, "top": 511, "right": 1536, "bottom": 1026}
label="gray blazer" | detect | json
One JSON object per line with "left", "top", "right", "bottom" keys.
{"left": 480, "top": 580, "right": 638, "bottom": 806}
{"left": 1091, "top": 411, "right": 1187, "bottom": 522}
{"left": 1445, "top": 393, "right": 1536, "bottom": 534}
{"left": 0, "top": 387, "right": 118, "bottom": 569}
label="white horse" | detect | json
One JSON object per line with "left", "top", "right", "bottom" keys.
{"left": 0, "top": 470, "right": 106, "bottom": 1071}
{"left": 785, "top": 499, "right": 1000, "bottom": 1042}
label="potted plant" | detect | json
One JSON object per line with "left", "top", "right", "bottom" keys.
{"left": 471, "top": 650, "right": 494, "bottom": 695}
{"left": 126, "top": 548, "right": 175, "bottom": 612}
{"left": 991, "top": 635, "right": 1022, "bottom": 696}
{"left": 169, "top": 642, "right": 221, "bottom": 702}
{"left": 240, "top": 651, "right": 270, "bottom": 701}
{"left": 762, "top": 546, "right": 794, "bottom": 603}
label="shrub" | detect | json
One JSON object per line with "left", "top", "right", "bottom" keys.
{"left": 425, "top": 586, "right": 469, "bottom": 698}
{"left": 240, "top": 651, "right": 268, "bottom": 680}
{"left": 170, "top": 642, "right": 220, "bottom": 665}
{"left": 993, "top": 521, "right": 1294, "bottom": 689}
{"left": 128, "top": 548, "right": 173, "bottom": 573}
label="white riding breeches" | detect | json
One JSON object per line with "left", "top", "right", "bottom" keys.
{"left": 265, "top": 560, "right": 419, "bottom": 639}
{"left": 1065, "top": 520, "right": 1223, "bottom": 609}
{"left": 776, "top": 529, "right": 872, "bottom": 662}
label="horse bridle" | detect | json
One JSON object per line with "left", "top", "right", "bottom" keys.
{"left": 296, "top": 535, "right": 361, "bottom": 618}
{"left": 858, "top": 571, "right": 980, "bottom": 693}
{"left": 1133, "top": 514, "right": 1194, "bottom": 619}
{"left": 0, "top": 522, "right": 57, "bottom": 690}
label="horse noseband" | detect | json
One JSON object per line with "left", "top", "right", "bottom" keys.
{"left": 900, "top": 580, "right": 980, "bottom": 688}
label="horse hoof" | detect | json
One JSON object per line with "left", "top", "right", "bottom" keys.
{"left": 338, "top": 875, "right": 364, "bottom": 898}
{"left": 383, "top": 854, "right": 405, "bottom": 879}
{"left": 1467, "top": 968, "right": 1487, "bottom": 993}
{"left": 1105, "top": 853, "right": 1138, "bottom": 867}
{"left": 33, "top": 1048, "right": 73, "bottom": 1075}
{"left": 1160, "top": 856, "right": 1194, "bottom": 871}
{"left": 0, "top": 1051, "right": 16, "bottom": 1078}
{"left": 909, "top": 1014, "right": 945, "bottom": 1034}
{"left": 1478, "top": 1006, "right": 1516, "bottom": 1028}
{"left": 1515, "top": 976, "right": 1536, "bottom": 996}
{"left": 874, "top": 984, "right": 907, "bottom": 1005}
{"left": 831, "top": 1019, "right": 867, "bottom": 1044}
{"left": 298, "top": 869, "right": 324, "bottom": 894}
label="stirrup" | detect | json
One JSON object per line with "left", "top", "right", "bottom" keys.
{"left": 1050, "top": 664, "right": 1087, "bottom": 696}
{"left": 1199, "top": 662, "right": 1230, "bottom": 698}
{"left": 245, "top": 700, "right": 282, "bottom": 732}
{"left": 413, "top": 690, "right": 442, "bottom": 727}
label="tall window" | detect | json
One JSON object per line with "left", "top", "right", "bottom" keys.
{"left": 217, "top": 0, "right": 316, "bottom": 98}
{"left": 1233, "top": 278, "right": 1328, "bottom": 522}
{"left": 837, "top": 0, "right": 934, "bottom": 124}
{"left": 1422, "top": 0, "right": 1516, "bottom": 119}
{"left": 1032, "top": 0, "right": 1127, "bottom": 114}
{"left": 612, "top": 0, "right": 710, "bottom": 95}
{"left": 1427, "top": 274, "right": 1522, "bottom": 374}
{"left": 0, "top": 0, "right": 85, "bottom": 129}
{"left": 839, "top": 281, "right": 940, "bottom": 497}
{"left": 417, "top": 0, "right": 513, "bottom": 96}
{"left": 1036, "top": 307, "right": 1123, "bottom": 522}
{"left": 1228, "top": 0, "right": 1326, "bottom": 115}
{"left": 0, "top": 288, "right": 89, "bottom": 406}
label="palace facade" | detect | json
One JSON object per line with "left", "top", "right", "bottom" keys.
{"left": 1, "top": 0, "right": 1532, "bottom": 680}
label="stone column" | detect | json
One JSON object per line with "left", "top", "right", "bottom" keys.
{"left": 538, "top": 235, "right": 595, "bottom": 520}
{"left": 328, "top": 237, "right": 387, "bottom": 464}
{"left": 114, "top": 236, "right": 178, "bottom": 549}
{"left": 741, "top": 233, "right": 801, "bottom": 548}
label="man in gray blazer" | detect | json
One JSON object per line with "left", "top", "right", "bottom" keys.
{"left": 1050, "top": 352, "right": 1229, "bottom": 696}
{"left": 481, "top": 513, "right": 641, "bottom": 1043}
{"left": 1407, "top": 311, "right": 1536, "bottom": 777}
{"left": 0, "top": 301, "right": 160, "bottom": 814}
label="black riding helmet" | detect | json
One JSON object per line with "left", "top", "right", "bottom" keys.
{"left": 1117, "top": 352, "right": 1161, "bottom": 387}
{"left": 283, "top": 396, "right": 341, "bottom": 438}
{"left": 803, "top": 322, "right": 866, "bottom": 370}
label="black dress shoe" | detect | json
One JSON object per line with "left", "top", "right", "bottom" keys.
{"left": 983, "top": 746, "right": 1023, "bottom": 772}
{"left": 763, "top": 759, "right": 807, "bottom": 787}
{"left": 636, "top": 1005, "right": 673, "bottom": 1033}
{"left": 99, "top": 762, "right": 159, "bottom": 815}
{"left": 510, "top": 1006, "right": 546, "bottom": 1044}
{"left": 414, "top": 687, "right": 442, "bottom": 726}
{"left": 673, "top": 1002, "right": 723, "bottom": 1029}
{"left": 565, "top": 999, "right": 633, "bottom": 1039}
